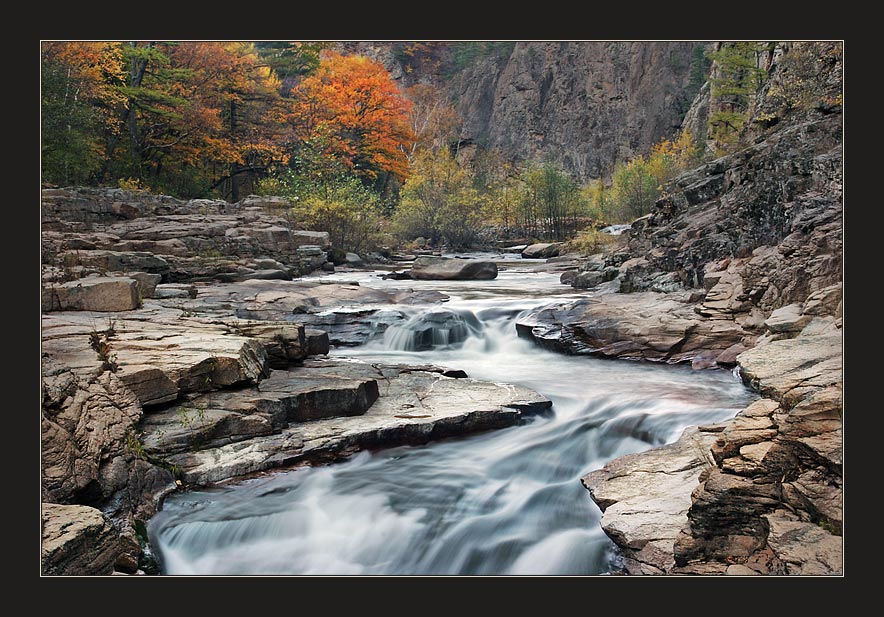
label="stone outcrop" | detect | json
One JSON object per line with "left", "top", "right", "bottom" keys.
{"left": 41, "top": 187, "right": 337, "bottom": 284}
{"left": 408, "top": 256, "right": 498, "bottom": 280}
{"left": 41, "top": 503, "right": 125, "bottom": 575}
{"left": 151, "top": 361, "right": 551, "bottom": 485}
{"left": 516, "top": 293, "right": 750, "bottom": 366}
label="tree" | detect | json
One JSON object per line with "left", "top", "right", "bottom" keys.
{"left": 288, "top": 52, "right": 415, "bottom": 184}
{"left": 708, "top": 42, "right": 770, "bottom": 148}
{"left": 41, "top": 42, "right": 126, "bottom": 186}
{"left": 611, "top": 156, "right": 658, "bottom": 219}
{"left": 393, "top": 147, "right": 481, "bottom": 247}
{"left": 517, "top": 162, "right": 582, "bottom": 240}
{"left": 404, "top": 83, "right": 461, "bottom": 158}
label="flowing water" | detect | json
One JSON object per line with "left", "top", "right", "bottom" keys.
{"left": 148, "top": 258, "right": 756, "bottom": 575}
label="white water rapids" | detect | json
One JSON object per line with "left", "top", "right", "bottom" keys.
{"left": 148, "top": 259, "right": 756, "bottom": 575}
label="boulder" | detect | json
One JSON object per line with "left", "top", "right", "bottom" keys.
{"left": 245, "top": 269, "right": 293, "bottom": 281}
{"left": 153, "top": 283, "right": 197, "bottom": 299}
{"left": 41, "top": 503, "right": 123, "bottom": 576}
{"left": 42, "top": 277, "right": 141, "bottom": 312}
{"left": 409, "top": 257, "right": 498, "bottom": 281}
{"left": 129, "top": 272, "right": 162, "bottom": 298}
{"left": 345, "top": 252, "right": 365, "bottom": 267}
{"left": 764, "top": 303, "right": 812, "bottom": 334}
{"left": 520, "top": 243, "right": 563, "bottom": 259}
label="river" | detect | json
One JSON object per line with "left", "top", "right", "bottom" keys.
{"left": 148, "top": 256, "right": 757, "bottom": 575}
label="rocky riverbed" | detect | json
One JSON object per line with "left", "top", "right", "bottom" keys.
{"left": 41, "top": 103, "right": 841, "bottom": 576}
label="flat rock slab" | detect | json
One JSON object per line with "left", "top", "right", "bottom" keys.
{"left": 737, "top": 330, "right": 842, "bottom": 406}
{"left": 164, "top": 362, "right": 552, "bottom": 485}
{"left": 41, "top": 503, "right": 122, "bottom": 575}
{"left": 582, "top": 426, "right": 720, "bottom": 574}
{"left": 516, "top": 293, "right": 747, "bottom": 364}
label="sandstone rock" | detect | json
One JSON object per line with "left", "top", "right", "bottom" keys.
{"left": 582, "top": 426, "right": 719, "bottom": 574}
{"left": 737, "top": 330, "right": 842, "bottom": 406}
{"left": 42, "top": 277, "right": 141, "bottom": 312}
{"left": 409, "top": 256, "right": 498, "bottom": 280}
{"left": 141, "top": 361, "right": 381, "bottom": 456}
{"left": 153, "top": 283, "right": 197, "bottom": 299}
{"left": 764, "top": 511, "right": 842, "bottom": 575}
{"left": 520, "top": 243, "right": 562, "bottom": 259}
{"left": 42, "top": 503, "right": 122, "bottom": 575}
{"left": 764, "top": 303, "right": 812, "bottom": 334}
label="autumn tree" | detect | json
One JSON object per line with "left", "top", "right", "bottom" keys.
{"left": 287, "top": 52, "right": 415, "bottom": 186}
{"left": 41, "top": 42, "right": 125, "bottom": 186}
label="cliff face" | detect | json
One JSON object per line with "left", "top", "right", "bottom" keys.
{"left": 342, "top": 41, "right": 702, "bottom": 180}
{"left": 449, "top": 41, "right": 698, "bottom": 179}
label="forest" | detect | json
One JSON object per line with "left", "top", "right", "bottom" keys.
{"left": 42, "top": 41, "right": 783, "bottom": 252}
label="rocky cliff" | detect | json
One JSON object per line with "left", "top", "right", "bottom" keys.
{"left": 342, "top": 41, "right": 704, "bottom": 180}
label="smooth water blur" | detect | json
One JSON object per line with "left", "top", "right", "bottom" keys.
{"left": 149, "top": 263, "right": 756, "bottom": 576}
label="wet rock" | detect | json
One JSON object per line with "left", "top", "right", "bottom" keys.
{"left": 409, "top": 256, "right": 498, "bottom": 281}
{"left": 583, "top": 426, "right": 720, "bottom": 574}
{"left": 516, "top": 293, "right": 747, "bottom": 364}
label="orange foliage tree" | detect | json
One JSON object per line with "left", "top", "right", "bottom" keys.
{"left": 287, "top": 51, "right": 415, "bottom": 183}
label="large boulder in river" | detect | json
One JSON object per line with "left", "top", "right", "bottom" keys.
{"left": 521, "top": 243, "right": 563, "bottom": 259}
{"left": 409, "top": 257, "right": 498, "bottom": 281}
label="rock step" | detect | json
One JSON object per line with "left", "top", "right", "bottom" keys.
{"left": 141, "top": 362, "right": 382, "bottom": 456}
{"left": 162, "top": 366, "right": 552, "bottom": 485}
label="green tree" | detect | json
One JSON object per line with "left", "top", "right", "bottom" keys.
{"left": 610, "top": 156, "right": 658, "bottom": 219}
{"left": 393, "top": 148, "right": 482, "bottom": 248}
{"left": 517, "top": 162, "right": 583, "bottom": 240}
{"left": 708, "top": 42, "right": 769, "bottom": 148}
